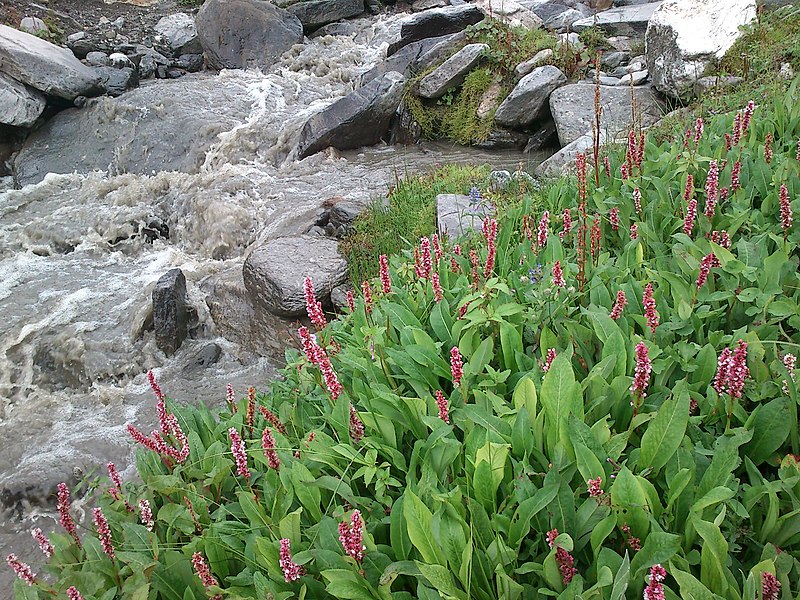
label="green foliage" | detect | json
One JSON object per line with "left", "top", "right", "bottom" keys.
{"left": 15, "top": 79, "right": 800, "bottom": 600}
{"left": 465, "top": 19, "right": 555, "bottom": 80}
{"left": 577, "top": 26, "right": 610, "bottom": 56}
{"left": 440, "top": 68, "right": 495, "bottom": 146}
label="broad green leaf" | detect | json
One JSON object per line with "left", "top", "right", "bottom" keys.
{"left": 743, "top": 396, "right": 793, "bottom": 465}
{"left": 415, "top": 562, "right": 466, "bottom": 600}
{"left": 670, "top": 568, "right": 719, "bottom": 600}
{"left": 512, "top": 375, "right": 538, "bottom": 416}
{"left": 638, "top": 381, "right": 690, "bottom": 474}
{"left": 404, "top": 491, "right": 446, "bottom": 566}
{"left": 322, "top": 569, "right": 378, "bottom": 600}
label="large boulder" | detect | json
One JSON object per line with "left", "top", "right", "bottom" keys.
{"left": 153, "top": 268, "right": 189, "bottom": 356}
{"left": 494, "top": 65, "right": 566, "bottom": 128}
{"left": 298, "top": 71, "right": 405, "bottom": 158}
{"left": 418, "top": 43, "right": 488, "bottom": 98}
{"left": 437, "top": 193, "right": 491, "bottom": 238}
{"left": 571, "top": 2, "right": 663, "bottom": 36}
{"left": 0, "top": 73, "right": 46, "bottom": 127}
{"left": 243, "top": 235, "right": 348, "bottom": 316}
{"left": 475, "top": 0, "right": 544, "bottom": 29}
{"left": 196, "top": 0, "right": 304, "bottom": 70}
{"left": 0, "top": 24, "right": 102, "bottom": 100}
{"left": 13, "top": 76, "right": 255, "bottom": 186}
{"left": 646, "top": 0, "right": 756, "bottom": 100}
{"left": 154, "top": 13, "right": 202, "bottom": 56}
{"left": 534, "top": 132, "right": 592, "bottom": 177}
{"left": 549, "top": 82, "right": 662, "bottom": 146}
{"left": 288, "top": 0, "right": 365, "bottom": 31}
{"left": 387, "top": 5, "right": 484, "bottom": 56}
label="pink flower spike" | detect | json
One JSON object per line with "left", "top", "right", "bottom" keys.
{"left": 431, "top": 272, "right": 444, "bottom": 303}
{"left": 483, "top": 219, "right": 498, "bottom": 278}
{"left": 783, "top": 352, "right": 797, "bottom": 395}
{"left": 704, "top": 160, "right": 719, "bottom": 217}
{"left": 432, "top": 234, "right": 443, "bottom": 262}
{"left": 262, "top": 427, "right": 281, "bottom": 471}
{"left": 545, "top": 529, "right": 559, "bottom": 549}
{"left": 587, "top": 477, "right": 603, "bottom": 497}
{"left": 731, "top": 160, "right": 742, "bottom": 192}
{"left": 552, "top": 261, "right": 566, "bottom": 289}
{"left": 279, "top": 539, "right": 305, "bottom": 582}
{"left": 57, "top": 482, "right": 81, "bottom": 547}
{"left": 644, "top": 564, "right": 667, "bottom": 600}
{"left": 683, "top": 198, "right": 697, "bottom": 236}
{"left": 228, "top": 427, "right": 250, "bottom": 480}
{"left": 434, "top": 390, "right": 450, "bottom": 424}
{"left": 696, "top": 253, "right": 716, "bottom": 288}
{"left": 420, "top": 237, "right": 433, "bottom": 280}
{"left": 762, "top": 571, "right": 781, "bottom": 600}
{"left": 555, "top": 547, "right": 577, "bottom": 585}
{"left": 714, "top": 347, "right": 732, "bottom": 394}
{"left": 683, "top": 174, "right": 694, "bottom": 202}
{"left": 6, "top": 554, "right": 36, "bottom": 586}
{"left": 148, "top": 370, "right": 169, "bottom": 434}
{"left": 192, "top": 552, "right": 219, "bottom": 588}
{"left": 742, "top": 100, "right": 754, "bottom": 135}
{"left": 631, "top": 341, "right": 652, "bottom": 398}
{"left": 633, "top": 188, "right": 642, "bottom": 214}
{"left": 350, "top": 405, "right": 365, "bottom": 443}
{"left": 303, "top": 277, "right": 327, "bottom": 329}
{"left": 226, "top": 383, "right": 235, "bottom": 411}
{"left": 259, "top": 405, "right": 288, "bottom": 435}
{"left": 560, "top": 209, "right": 572, "bottom": 240}
{"left": 139, "top": 499, "right": 154, "bottom": 532}
{"left": 339, "top": 510, "right": 366, "bottom": 562}
{"left": 609, "top": 207, "right": 620, "bottom": 231}
{"left": 727, "top": 340, "right": 749, "bottom": 399}
{"left": 643, "top": 283, "right": 659, "bottom": 335}
{"left": 543, "top": 348, "right": 557, "bottom": 372}
{"left": 764, "top": 132, "right": 773, "bottom": 164}
{"left": 379, "top": 254, "right": 391, "bottom": 294}
{"left": 31, "top": 528, "right": 53, "bottom": 558}
{"left": 298, "top": 326, "right": 319, "bottom": 365}
{"left": 361, "top": 280, "right": 373, "bottom": 315}
{"left": 780, "top": 183, "right": 792, "bottom": 232}
{"left": 450, "top": 346, "right": 463, "bottom": 387}
{"left": 107, "top": 462, "right": 123, "bottom": 491}
{"left": 67, "top": 587, "right": 85, "bottom": 600}
{"left": 610, "top": 290, "right": 627, "bottom": 320}
{"left": 576, "top": 153, "right": 588, "bottom": 201}
{"left": 796, "top": 137, "right": 800, "bottom": 161}
{"left": 630, "top": 223, "right": 638, "bottom": 240}
{"left": 538, "top": 211, "right": 549, "bottom": 248}
{"left": 694, "top": 117, "right": 703, "bottom": 144}
{"left": 93, "top": 507, "right": 115, "bottom": 561}
{"left": 346, "top": 290, "right": 355, "bottom": 313}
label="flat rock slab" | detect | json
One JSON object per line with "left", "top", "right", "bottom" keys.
{"left": 418, "top": 43, "right": 488, "bottom": 98}
{"left": 437, "top": 194, "right": 492, "bottom": 238}
{"left": 494, "top": 65, "right": 566, "bottom": 128}
{"left": 0, "top": 24, "right": 102, "bottom": 100}
{"left": 549, "top": 82, "right": 662, "bottom": 147}
{"left": 572, "top": 2, "right": 662, "bottom": 36}
{"left": 288, "top": 0, "right": 365, "bottom": 30}
{"left": 243, "top": 235, "right": 349, "bottom": 316}
{"left": 387, "top": 5, "right": 483, "bottom": 55}
{"left": 0, "top": 73, "right": 46, "bottom": 127}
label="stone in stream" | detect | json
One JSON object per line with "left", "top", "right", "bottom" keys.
{"left": 288, "top": 0, "right": 365, "bottom": 31}
{"left": 297, "top": 71, "right": 405, "bottom": 158}
{"left": 92, "top": 66, "right": 139, "bottom": 97}
{"left": 418, "top": 43, "right": 488, "bottom": 99}
{"left": 154, "top": 13, "right": 202, "bottom": 56}
{"left": 646, "top": 0, "right": 756, "bottom": 100}
{"left": 0, "top": 24, "right": 103, "bottom": 100}
{"left": 196, "top": 0, "right": 304, "bottom": 70}
{"left": 243, "top": 235, "right": 349, "bottom": 317}
{"left": 494, "top": 65, "right": 567, "bottom": 129}
{"left": 571, "top": 2, "right": 663, "bottom": 37}
{"left": 153, "top": 268, "right": 189, "bottom": 355}
{"left": 387, "top": 5, "right": 484, "bottom": 56}
{"left": 0, "top": 73, "right": 46, "bottom": 128}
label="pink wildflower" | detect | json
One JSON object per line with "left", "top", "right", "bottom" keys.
{"left": 350, "top": 406, "right": 365, "bottom": 443}
{"left": 469, "top": 249, "right": 481, "bottom": 289}
{"left": 361, "top": 280, "right": 373, "bottom": 315}
{"left": 630, "top": 223, "right": 638, "bottom": 240}
{"left": 610, "top": 290, "right": 627, "bottom": 320}
{"left": 303, "top": 277, "right": 327, "bottom": 329}
{"left": 318, "top": 348, "right": 343, "bottom": 400}
{"left": 450, "top": 346, "right": 463, "bottom": 387}
{"left": 453, "top": 244, "right": 462, "bottom": 256}
{"left": 31, "top": 528, "right": 53, "bottom": 558}
{"left": 797, "top": 137, "right": 800, "bottom": 161}
{"left": 783, "top": 353, "right": 797, "bottom": 395}
{"left": 228, "top": 427, "right": 250, "bottom": 480}
{"left": 576, "top": 152, "right": 587, "bottom": 201}
{"left": 590, "top": 216, "right": 601, "bottom": 260}
{"left": 298, "top": 326, "right": 319, "bottom": 364}
{"left": 637, "top": 131, "right": 646, "bottom": 167}
{"left": 432, "top": 234, "right": 443, "bottom": 262}
{"left": 631, "top": 341, "right": 651, "bottom": 398}
{"left": 434, "top": 390, "right": 450, "bottom": 424}
{"left": 704, "top": 160, "right": 719, "bottom": 217}
{"left": 552, "top": 261, "right": 566, "bottom": 288}
{"left": 346, "top": 290, "right": 355, "bottom": 312}
{"left": 484, "top": 219, "right": 498, "bottom": 278}
{"left": 259, "top": 405, "right": 287, "bottom": 435}
{"left": 538, "top": 211, "right": 549, "bottom": 248}
{"left": 338, "top": 510, "right": 366, "bottom": 562}
{"left": 604, "top": 156, "right": 611, "bottom": 178}
{"left": 279, "top": 539, "right": 305, "bottom": 582}
{"left": 560, "top": 209, "right": 572, "bottom": 240}
{"left": 633, "top": 188, "right": 642, "bottom": 214}
{"left": 379, "top": 254, "right": 391, "bottom": 294}
{"left": 450, "top": 255, "right": 461, "bottom": 274}
{"left": 694, "top": 117, "right": 704, "bottom": 144}
{"left": 431, "top": 272, "right": 444, "bottom": 303}
{"left": 683, "top": 198, "right": 697, "bottom": 236}
{"left": 458, "top": 301, "right": 470, "bottom": 319}
{"left": 6, "top": 554, "right": 36, "bottom": 586}
{"left": 420, "top": 237, "right": 432, "bottom": 279}
{"left": 713, "top": 347, "right": 732, "bottom": 394}
{"left": 57, "top": 482, "right": 81, "bottom": 546}
{"left": 733, "top": 112, "right": 742, "bottom": 146}
{"left": 262, "top": 427, "right": 281, "bottom": 471}
{"left": 192, "top": 552, "right": 219, "bottom": 588}
{"left": 544, "top": 348, "right": 557, "bottom": 372}
{"left": 246, "top": 387, "right": 256, "bottom": 432}
{"left": 620, "top": 161, "right": 630, "bottom": 180}
{"left": 587, "top": 477, "right": 603, "bottom": 497}
{"left": 724, "top": 133, "right": 732, "bottom": 152}
{"left": 696, "top": 253, "right": 716, "bottom": 288}
{"left": 731, "top": 160, "right": 741, "bottom": 192}
{"left": 780, "top": 183, "right": 792, "bottom": 232}
{"left": 93, "top": 507, "right": 115, "bottom": 560}
{"left": 622, "top": 523, "right": 640, "bottom": 551}
{"left": 546, "top": 529, "right": 559, "bottom": 549}
{"left": 643, "top": 564, "right": 667, "bottom": 600}
{"left": 683, "top": 174, "right": 694, "bottom": 203}
{"left": 727, "top": 340, "right": 749, "bottom": 399}
{"left": 139, "top": 499, "right": 154, "bottom": 531}
{"left": 555, "top": 547, "right": 577, "bottom": 585}
{"left": 762, "top": 572, "right": 780, "bottom": 600}
{"left": 67, "top": 587, "right": 85, "bottom": 600}
{"left": 765, "top": 132, "right": 773, "bottom": 164}
{"left": 226, "top": 383, "right": 235, "bottom": 411}
{"left": 742, "top": 100, "right": 755, "bottom": 135}
{"left": 643, "top": 283, "right": 659, "bottom": 334}
{"left": 148, "top": 370, "right": 169, "bottom": 435}
{"left": 610, "top": 207, "right": 619, "bottom": 231}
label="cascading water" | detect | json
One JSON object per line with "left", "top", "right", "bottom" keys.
{"left": 0, "top": 13, "right": 545, "bottom": 593}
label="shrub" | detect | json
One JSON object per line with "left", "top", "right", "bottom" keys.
{"left": 8, "top": 81, "right": 800, "bottom": 600}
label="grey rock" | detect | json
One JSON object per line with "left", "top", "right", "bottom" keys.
{"left": 182, "top": 342, "right": 222, "bottom": 373}
{"left": 494, "top": 65, "right": 566, "bottom": 128}
{"left": 312, "top": 21, "right": 358, "bottom": 37}
{"left": 558, "top": 32, "right": 582, "bottom": 48}
{"left": 601, "top": 50, "right": 629, "bottom": 69}
{"left": 243, "top": 235, "right": 348, "bottom": 316}
{"left": 19, "top": 17, "right": 49, "bottom": 36}
{"left": 67, "top": 31, "right": 87, "bottom": 43}
{"left": 599, "top": 75, "right": 620, "bottom": 85}
{"left": 523, "top": 119, "right": 558, "bottom": 152}
{"left": 359, "top": 34, "right": 454, "bottom": 87}
{"left": 545, "top": 8, "right": 584, "bottom": 30}
{"left": 549, "top": 82, "right": 662, "bottom": 146}
{"left": 617, "top": 69, "right": 647, "bottom": 85}
{"left": 387, "top": 5, "right": 483, "bottom": 55}
{"left": 391, "top": 98, "right": 422, "bottom": 144}
{"left": 86, "top": 51, "right": 111, "bottom": 66}
{"left": 0, "top": 24, "right": 103, "bottom": 99}
{"left": 93, "top": 66, "right": 139, "bottom": 96}
{"left": 646, "top": 0, "right": 756, "bottom": 100}
{"left": 138, "top": 54, "right": 157, "bottom": 78}
{"left": 330, "top": 284, "right": 353, "bottom": 311}
{"left": 515, "top": 48, "right": 554, "bottom": 78}
{"left": 416, "top": 30, "right": 469, "bottom": 70}
{"left": 113, "top": 17, "right": 126, "bottom": 29}
{"left": 175, "top": 53, "right": 204, "bottom": 72}
{"left": 196, "top": 0, "right": 304, "bottom": 70}
{"left": 418, "top": 43, "right": 487, "bottom": 98}
{"left": 14, "top": 76, "right": 255, "bottom": 186}
{"left": 614, "top": 0, "right": 658, "bottom": 4}
{"left": 413, "top": 0, "right": 449, "bottom": 10}
{"left": 327, "top": 199, "right": 363, "bottom": 230}
{"left": 0, "top": 73, "right": 46, "bottom": 127}
{"left": 154, "top": 13, "right": 202, "bottom": 56}
{"left": 693, "top": 75, "right": 743, "bottom": 96}
{"left": 472, "top": 129, "right": 531, "bottom": 150}
{"left": 153, "top": 268, "right": 189, "bottom": 355}
{"left": 437, "top": 193, "right": 491, "bottom": 238}
{"left": 534, "top": 132, "right": 593, "bottom": 177}
{"left": 298, "top": 71, "right": 405, "bottom": 158}
{"left": 607, "top": 35, "right": 633, "bottom": 51}
{"left": 108, "top": 52, "right": 134, "bottom": 68}
{"left": 475, "top": 0, "right": 544, "bottom": 28}
{"left": 572, "top": 2, "right": 663, "bottom": 36}
{"left": 288, "top": 0, "right": 365, "bottom": 31}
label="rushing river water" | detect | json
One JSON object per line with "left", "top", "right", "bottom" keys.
{"left": 0, "top": 14, "right": 546, "bottom": 593}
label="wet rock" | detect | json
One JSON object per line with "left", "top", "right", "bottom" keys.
{"left": 0, "top": 24, "right": 103, "bottom": 100}
{"left": 418, "top": 43, "right": 488, "bottom": 98}
{"left": 646, "top": 0, "right": 756, "bottom": 100}
{"left": 153, "top": 268, "right": 189, "bottom": 355}
{"left": 472, "top": 129, "right": 531, "bottom": 150}
{"left": 572, "top": 2, "right": 662, "bottom": 36}
{"left": 391, "top": 99, "right": 422, "bottom": 144}
{"left": 14, "top": 76, "right": 255, "bottom": 186}
{"left": 617, "top": 69, "right": 648, "bottom": 85}
{"left": 196, "top": 0, "right": 304, "bottom": 70}
{"left": 549, "top": 82, "right": 662, "bottom": 146}
{"left": 19, "top": 17, "right": 49, "bottom": 36}
{"left": 0, "top": 73, "right": 46, "bottom": 127}
{"left": 182, "top": 342, "right": 222, "bottom": 373}
{"left": 138, "top": 55, "right": 157, "bottom": 78}
{"left": 495, "top": 65, "right": 566, "bottom": 128}
{"left": 93, "top": 66, "right": 139, "bottom": 97}
{"left": 523, "top": 119, "right": 558, "bottom": 152}
{"left": 313, "top": 21, "right": 359, "bottom": 37}
{"left": 288, "top": 0, "right": 365, "bottom": 31}
{"left": 325, "top": 198, "right": 364, "bottom": 231}
{"left": 475, "top": 0, "right": 544, "bottom": 28}
{"left": 86, "top": 51, "right": 111, "bottom": 67}
{"left": 154, "top": 13, "right": 202, "bottom": 56}
{"left": 387, "top": 5, "right": 483, "bottom": 56}
{"left": 243, "top": 235, "right": 348, "bottom": 316}
{"left": 515, "top": 48, "right": 554, "bottom": 78}
{"left": 298, "top": 71, "right": 405, "bottom": 158}
{"left": 175, "top": 54, "right": 204, "bottom": 72}
{"left": 437, "top": 193, "right": 491, "bottom": 238}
